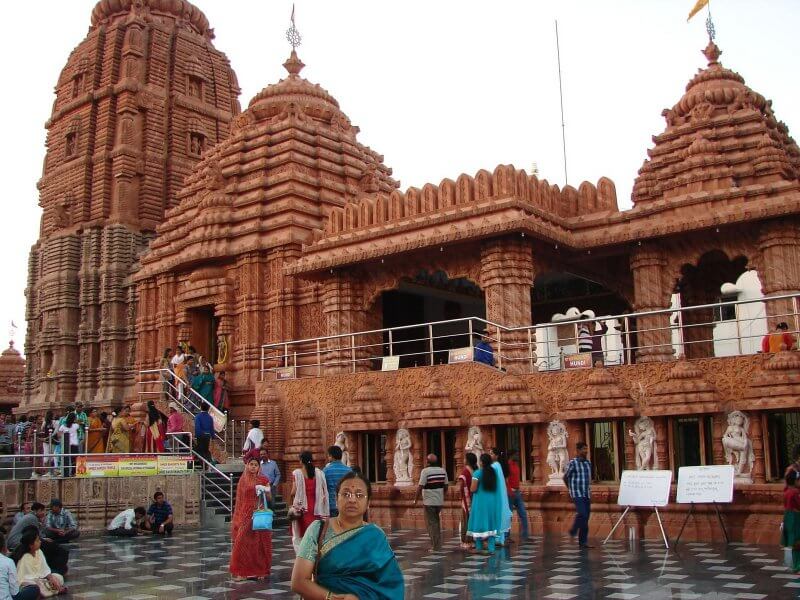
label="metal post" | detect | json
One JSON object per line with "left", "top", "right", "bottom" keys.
{"left": 733, "top": 301, "right": 742, "bottom": 355}
{"left": 284, "top": 343, "right": 289, "bottom": 368}
{"left": 351, "top": 335, "right": 356, "bottom": 373}
{"left": 675, "top": 300, "right": 686, "bottom": 355}
{"left": 793, "top": 295, "right": 800, "bottom": 343}
{"left": 316, "top": 339, "right": 321, "bottom": 377}
{"left": 623, "top": 316, "right": 631, "bottom": 365}
{"left": 528, "top": 327, "right": 534, "bottom": 373}
{"left": 388, "top": 329, "right": 393, "bottom": 356}
{"left": 428, "top": 324, "right": 434, "bottom": 366}
{"left": 229, "top": 474, "right": 234, "bottom": 513}
{"left": 496, "top": 328, "right": 503, "bottom": 371}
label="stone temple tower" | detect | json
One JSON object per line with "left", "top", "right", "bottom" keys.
{"left": 22, "top": 0, "right": 241, "bottom": 411}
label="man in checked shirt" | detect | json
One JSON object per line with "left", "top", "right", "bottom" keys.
{"left": 563, "top": 441, "right": 593, "bottom": 548}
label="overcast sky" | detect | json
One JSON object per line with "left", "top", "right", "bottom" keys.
{"left": 1, "top": 0, "right": 798, "bottom": 355}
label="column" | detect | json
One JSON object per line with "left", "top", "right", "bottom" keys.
{"left": 654, "top": 417, "right": 669, "bottom": 471}
{"left": 750, "top": 412, "right": 766, "bottom": 484}
{"left": 758, "top": 219, "right": 800, "bottom": 331}
{"left": 630, "top": 244, "right": 674, "bottom": 363}
{"left": 322, "top": 273, "right": 368, "bottom": 374}
{"left": 480, "top": 236, "right": 535, "bottom": 373}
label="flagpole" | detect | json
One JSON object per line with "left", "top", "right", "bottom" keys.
{"left": 555, "top": 20, "right": 568, "bottom": 186}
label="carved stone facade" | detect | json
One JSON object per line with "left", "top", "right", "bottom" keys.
{"left": 22, "top": 0, "right": 240, "bottom": 411}
{"left": 0, "top": 342, "right": 24, "bottom": 412}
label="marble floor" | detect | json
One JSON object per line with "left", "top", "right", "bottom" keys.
{"left": 59, "top": 527, "right": 800, "bottom": 599}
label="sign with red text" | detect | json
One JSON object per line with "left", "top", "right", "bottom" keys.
{"left": 564, "top": 352, "right": 593, "bottom": 369}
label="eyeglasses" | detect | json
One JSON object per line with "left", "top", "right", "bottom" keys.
{"left": 339, "top": 491, "right": 367, "bottom": 500}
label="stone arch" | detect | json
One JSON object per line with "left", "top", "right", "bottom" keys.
{"left": 421, "top": 184, "right": 438, "bottom": 213}
{"left": 405, "top": 188, "right": 421, "bottom": 216}
{"left": 344, "top": 203, "right": 360, "bottom": 230}
{"left": 388, "top": 190, "right": 405, "bottom": 220}
{"left": 474, "top": 169, "right": 493, "bottom": 201}
{"left": 455, "top": 174, "right": 474, "bottom": 205}
{"left": 675, "top": 249, "right": 750, "bottom": 359}
{"left": 492, "top": 164, "right": 516, "bottom": 197}
{"left": 374, "top": 195, "right": 389, "bottom": 224}
{"left": 359, "top": 197, "right": 375, "bottom": 227}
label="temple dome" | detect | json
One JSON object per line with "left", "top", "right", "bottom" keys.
{"left": 633, "top": 40, "right": 800, "bottom": 206}
{"left": 91, "top": 0, "right": 211, "bottom": 36}
{"left": 0, "top": 341, "right": 24, "bottom": 410}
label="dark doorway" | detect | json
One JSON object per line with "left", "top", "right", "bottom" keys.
{"left": 188, "top": 306, "right": 219, "bottom": 364}
{"left": 381, "top": 270, "right": 485, "bottom": 368}
{"left": 531, "top": 272, "right": 630, "bottom": 325}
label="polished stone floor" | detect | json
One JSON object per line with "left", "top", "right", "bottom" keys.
{"left": 59, "top": 527, "right": 800, "bottom": 599}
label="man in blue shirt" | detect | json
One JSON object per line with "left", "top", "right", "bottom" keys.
{"left": 564, "top": 441, "right": 593, "bottom": 548}
{"left": 194, "top": 403, "right": 214, "bottom": 466}
{"left": 146, "top": 492, "right": 174, "bottom": 536}
{"left": 44, "top": 499, "right": 79, "bottom": 544}
{"left": 322, "top": 445, "right": 352, "bottom": 517}
{"left": 473, "top": 332, "right": 495, "bottom": 367}
{"left": 259, "top": 446, "right": 281, "bottom": 508}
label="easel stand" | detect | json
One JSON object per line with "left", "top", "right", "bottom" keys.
{"left": 603, "top": 505, "right": 670, "bottom": 549}
{"left": 674, "top": 501, "right": 729, "bottom": 545}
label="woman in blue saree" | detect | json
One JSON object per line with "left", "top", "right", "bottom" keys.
{"left": 468, "top": 453, "right": 511, "bottom": 554}
{"left": 291, "top": 471, "right": 404, "bottom": 600}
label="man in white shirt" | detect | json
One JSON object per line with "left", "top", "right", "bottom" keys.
{"left": 242, "top": 420, "right": 264, "bottom": 454}
{"left": 107, "top": 507, "right": 146, "bottom": 537}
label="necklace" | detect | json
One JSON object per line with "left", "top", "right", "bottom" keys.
{"left": 336, "top": 516, "right": 363, "bottom": 532}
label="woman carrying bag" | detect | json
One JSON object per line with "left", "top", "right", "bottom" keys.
{"left": 229, "top": 452, "right": 273, "bottom": 580}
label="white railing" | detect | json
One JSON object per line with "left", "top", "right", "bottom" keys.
{"left": 259, "top": 293, "right": 800, "bottom": 379}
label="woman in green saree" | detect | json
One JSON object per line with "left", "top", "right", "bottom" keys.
{"left": 191, "top": 363, "right": 216, "bottom": 407}
{"left": 291, "top": 471, "right": 404, "bottom": 600}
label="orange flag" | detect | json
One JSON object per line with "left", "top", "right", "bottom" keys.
{"left": 687, "top": 0, "right": 710, "bottom": 21}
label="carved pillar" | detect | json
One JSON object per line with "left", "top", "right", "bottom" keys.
{"left": 654, "top": 417, "right": 669, "bottom": 471}
{"left": 750, "top": 412, "right": 766, "bottom": 484}
{"left": 385, "top": 430, "right": 397, "bottom": 486}
{"left": 630, "top": 244, "right": 674, "bottom": 363}
{"left": 322, "top": 273, "right": 368, "bottom": 374}
{"left": 711, "top": 414, "right": 726, "bottom": 466}
{"left": 623, "top": 417, "right": 636, "bottom": 471}
{"left": 480, "top": 236, "right": 535, "bottom": 373}
{"left": 758, "top": 219, "right": 800, "bottom": 329}
{"left": 529, "top": 423, "right": 541, "bottom": 483}
{"left": 410, "top": 429, "right": 424, "bottom": 484}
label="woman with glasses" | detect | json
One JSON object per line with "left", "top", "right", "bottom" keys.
{"left": 291, "top": 471, "right": 404, "bottom": 599}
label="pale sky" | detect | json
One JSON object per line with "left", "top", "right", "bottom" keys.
{"left": 1, "top": 0, "right": 798, "bottom": 355}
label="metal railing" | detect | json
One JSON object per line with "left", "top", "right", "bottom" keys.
{"left": 259, "top": 293, "right": 800, "bottom": 379}
{"left": 137, "top": 369, "right": 226, "bottom": 446}
{"left": 171, "top": 433, "right": 234, "bottom": 516}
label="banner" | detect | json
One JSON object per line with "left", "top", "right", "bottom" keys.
{"left": 157, "top": 454, "right": 194, "bottom": 475}
{"left": 118, "top": 455, "right": 159, "bottom": 477}
{"left": 76, "top": 455, "right": 119, "bottom": 478}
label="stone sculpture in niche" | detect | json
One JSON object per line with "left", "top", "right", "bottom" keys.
{"left": 546, "top": 420, "right": 569, "bottom": 486}
{"left": 464, "top": 425, "right": 484, "bottom": 455}
{"left": 334, "top": 431, "right": 350, "bottom": 467}
{"left": 722, "top": 410, "right": 755, "bottom": 483}
{"left": 629, "top": 416, "right": 658, "bottom": 470}
{"left": 393, "top": 428, "right": 413, "bottom": 485}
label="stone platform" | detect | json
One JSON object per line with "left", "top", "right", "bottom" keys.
{"left": 60, "top": 527, "right": 799, "bottom": 599}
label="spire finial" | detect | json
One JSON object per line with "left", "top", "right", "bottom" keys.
{"left": 286, "top": 4, "right": 302, "bottom": 51}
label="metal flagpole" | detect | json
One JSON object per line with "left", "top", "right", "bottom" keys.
{"left": 555, "top": 20, "right": 568, "bottom": 186}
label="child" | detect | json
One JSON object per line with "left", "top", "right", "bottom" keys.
{"left": 0, "top": 532, "right": 39, "bottom": 600}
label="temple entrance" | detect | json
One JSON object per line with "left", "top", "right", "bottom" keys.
{"left": 381, "top": 270, "right": 485, "bottom": 368}
{"left": 675, "top": 251, "right": 749, "bottom": 359}
{"left": 188, "top": 306, "right": 219, "bottom": 364}
{"left": 532, "top": 272, "right": 631, "bottom": 370}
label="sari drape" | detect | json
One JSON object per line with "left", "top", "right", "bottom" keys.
{"left": 106, "top": 417, "right": 132, "bottom": 453}
{"left": 466, "top": 464, "right": 512, "bottom": 540}
{"left": 87, "top": 417, "right": 105, "bottom": 453}
{"left": 229, "top": 471, "right": 272, "bottom": 578}
{"left": 144, "top": 421, "right": 166, "bottom": 453}
{"left": 192, "top": 373, "right": 216, "bottom": 405}
{"left": 316, "top": 523, "right": 404, "bottom": 600}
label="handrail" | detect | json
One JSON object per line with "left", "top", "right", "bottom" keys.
{"left": 168, "top": 432, "right": 233, "bottom": 514}
{"left": 259, "top": 292, "right": 800, "bottom": 378}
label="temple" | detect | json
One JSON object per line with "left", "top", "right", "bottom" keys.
{"left": 22, "top": 0, "right": 800, "bottom": 542}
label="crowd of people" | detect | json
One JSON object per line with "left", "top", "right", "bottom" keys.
{"left": 160, "top": 345, "right": 230, "bottom": 413}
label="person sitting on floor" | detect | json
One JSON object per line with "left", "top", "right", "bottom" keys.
{"left": 107, "top": 507, "right": 147, "bottom": 538}
{"left": 12, "top": 504, "right": 30, "bottom": 527}
{"left": 13, "top": 529, "right": 66, "bottom": 596}
{"left": 0, "top": 532, "right": 39, "bottom": 600}
{"left": 146, "top": 492, "right": 174, "bottom": 536}
{"left": 7, "top": 504, "right": 68, "bottom": 578}
{"left": 44, "top": 500, "right": 79, "bottom": 544}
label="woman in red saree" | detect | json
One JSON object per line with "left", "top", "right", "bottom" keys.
{"left": 230, "top": 454, "right": 273, "bottom": 579}
{"left": 144, "top": 401, "right": 167, "bottom": 453}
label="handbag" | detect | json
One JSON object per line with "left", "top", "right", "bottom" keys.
{"left": 252, "top": 490, "right": 273, "bottom": 531}
{"left": 34, "top": 577, "right": 59, "bottom": 598}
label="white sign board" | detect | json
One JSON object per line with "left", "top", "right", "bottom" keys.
{"left": 381, "top": 356, "right": 400, "bottom": 371}
{"left": 617, "top": 470, "right": 673, "bottom": 507}
{"left": 676, "top": 465, "right": 734, "bottom": 504}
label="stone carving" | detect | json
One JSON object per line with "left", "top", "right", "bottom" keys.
{"left": 334, "top": 431, "right": 350, "bottom": 467}
{"left": 629, "top": 416, "right": 658, "bottom": 470}
{"left": 546, "top": 420, "right": 569, "bottom": 486}
{"left": 393, "top": 428, "right": 413, "bottom": 486}
{"left": 722, "top": 410, "right": 755, "bottom": 483}
{"left": 464, "top": 425, "right": 484, "bottom": 455}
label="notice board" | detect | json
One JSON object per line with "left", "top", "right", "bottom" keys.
{"left": 617, "top": 470, "right": 673, "bottom": 507}
{"left": 676, "top": 465, "right": 734, "bottom": 504}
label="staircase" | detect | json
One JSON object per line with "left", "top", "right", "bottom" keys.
{"left": 201, "top": 467, "right": 289, "bottom": 530}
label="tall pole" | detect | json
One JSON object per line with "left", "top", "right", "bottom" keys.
{"left": 555, "top": 20, "right": 568, "bottom": 186}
